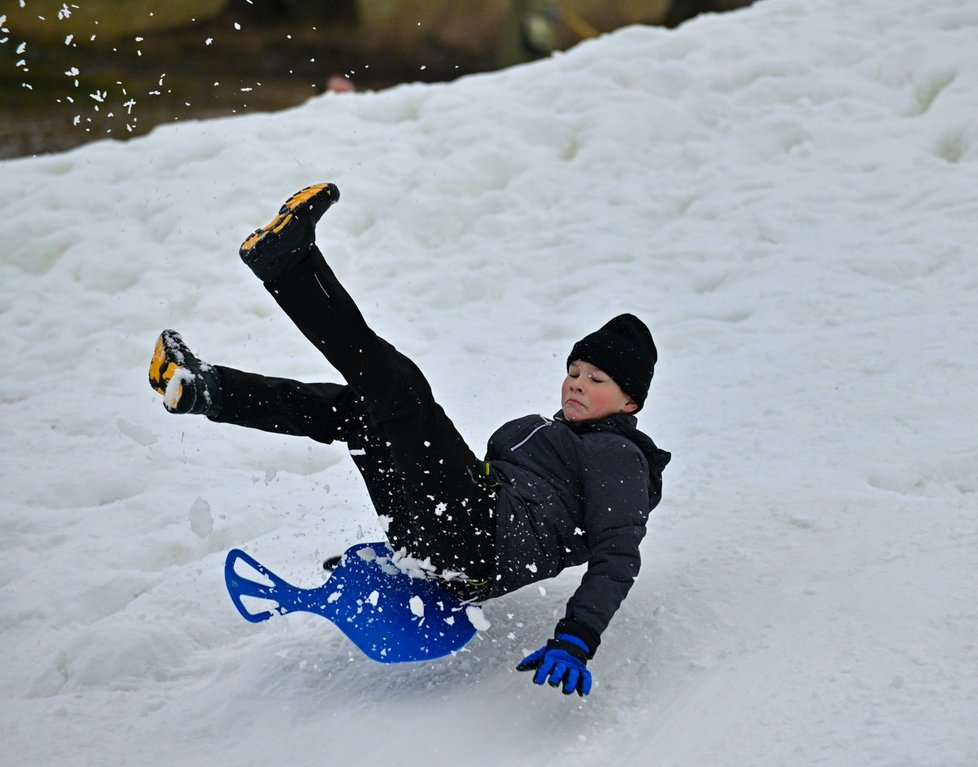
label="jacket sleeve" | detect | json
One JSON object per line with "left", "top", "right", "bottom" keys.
{"left": 557, "top": 440, "right": 651, "bottom": 655}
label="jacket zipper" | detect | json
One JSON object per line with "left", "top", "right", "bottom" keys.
{"left": 510, "top": 416, "right": 553, "bottom": 451}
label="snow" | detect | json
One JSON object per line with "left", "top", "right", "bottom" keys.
{"left": 1, "top": 0, "right": 977, "bottom": 764}
{"left": 409, "top": 595, "right": 425, "bottom": 619}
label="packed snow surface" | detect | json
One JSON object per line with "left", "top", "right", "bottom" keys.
{"left": 2, "top": 0, "right": 977, "bottom": 764}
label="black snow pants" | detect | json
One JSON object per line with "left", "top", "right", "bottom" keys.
{"left": 211, "top": 247, "right": 497, "bottom": 584}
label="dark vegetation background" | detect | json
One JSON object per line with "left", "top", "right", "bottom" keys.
{"left": 0, "top": 0, "right": 757, "bottom": 159}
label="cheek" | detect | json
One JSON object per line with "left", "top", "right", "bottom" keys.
{"left": 590, "top": 390, "right": 609, "bottom": 409}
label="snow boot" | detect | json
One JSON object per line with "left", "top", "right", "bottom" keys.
{"left": 149, "top": 329, "right": 224, "bottom": 416}
{"left": 239, "top": 182, "right": 340, "bottom": 282}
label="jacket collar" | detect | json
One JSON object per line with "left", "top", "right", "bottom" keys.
{"left": 553, "top": 411, "right": 671, "bottom": 473}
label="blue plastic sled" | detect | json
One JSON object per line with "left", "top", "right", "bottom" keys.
{"left": 224, "top": 542, "right": 477, "bottom": 663}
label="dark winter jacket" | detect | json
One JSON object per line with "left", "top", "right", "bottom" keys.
{"left": 484, "top": 412, "right": 670, "bottom": 654}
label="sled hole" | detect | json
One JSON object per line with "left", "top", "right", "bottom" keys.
{"left": 238, "top": 594, "right": 282, "bottom": 617}
{"left": 233, "top": 558, "right": 274, "bottom": 588}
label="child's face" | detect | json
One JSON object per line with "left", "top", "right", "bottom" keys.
{"left": 561, "top": 360, "right": 637, "bottom": 422}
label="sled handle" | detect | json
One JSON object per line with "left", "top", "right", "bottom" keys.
{"left": 224, "top": 548, "right": 312, "bottom": 623}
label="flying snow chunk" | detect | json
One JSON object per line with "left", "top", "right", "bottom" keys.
{"left": 356, "top": 546, "right": 377, "bottom": 562}
{"left": 465, "top": 605, "right": 491, "bottom": 631}
{"left": 409, "top": 595, "right": 424, "bottom": 618}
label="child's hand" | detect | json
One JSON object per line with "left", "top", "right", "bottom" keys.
{"left": 516, "top": 633, "right": 593, "bottom": 697}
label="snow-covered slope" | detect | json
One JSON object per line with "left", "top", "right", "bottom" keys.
{"left": 2, "top": 0, "right": 976, "bottom": 764}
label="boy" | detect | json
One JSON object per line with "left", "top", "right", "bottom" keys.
{"left": 149, "top": 183, "right": 670, "bottom": 697}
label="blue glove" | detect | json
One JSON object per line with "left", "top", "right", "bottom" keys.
{"left": 516, "top": 633, "right": 593, "bottom": 697}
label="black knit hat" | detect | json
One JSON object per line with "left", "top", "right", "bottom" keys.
{"left": 567, "top": 314, "right": 657, "bottom": 410}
